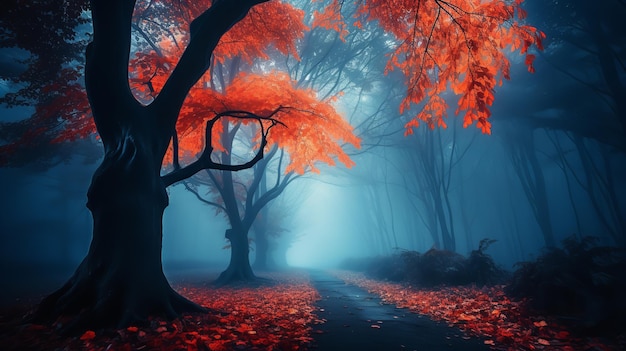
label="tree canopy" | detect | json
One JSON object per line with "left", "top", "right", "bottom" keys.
{"left": 1, "top": 0, "right": 543, "bottom": 168}
{"left": 315, "top": 0, "right": 543, "bottom": 134}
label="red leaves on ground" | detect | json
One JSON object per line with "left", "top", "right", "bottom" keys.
{"left": 1, "top": 271, "right": 321, "bottom": 351}
{"left": 333, "top": 271, "right": 624, "bottom": 351}
{"left": 79, "top": 330, "right": 96, "bottom": 341}
{"left": 178, "top": 271, "right": 322, "bottom": 351}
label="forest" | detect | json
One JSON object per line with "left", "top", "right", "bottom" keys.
{"left": 0, "top": 0, "right": 625, "bottom": 350}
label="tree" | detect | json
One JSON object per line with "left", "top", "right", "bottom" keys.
{"left": 502, "top": 124, "right": 556, "bottom": 248}
{"left": 1, "top": 0, "right": 543, "bottom": 332}
{"left": 125, "top": 0, "right": 359, "bottom": 285}
{"left": 32, "top": 0, "right": 278, "bottom": 332}
{"left": 315, "top": 0, "right": 543, "bottom": 135}
{"left": 179, "top": 72, "right": 359, "bottom": 284}
{"left": 252, "top": 192, "right": 302, "bottom": 270}
{"left": 491, "top": 0, "right": 626, "bottom": 246}
{"left": 397, "top": 118, "right": 478, "bottom": 251}
{"left": 521, "top": 0, "right": 626, "bottom": 149}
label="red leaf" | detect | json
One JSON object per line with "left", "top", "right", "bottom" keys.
{"left": 80, "top": 330, "right": 96, "bottom": 341}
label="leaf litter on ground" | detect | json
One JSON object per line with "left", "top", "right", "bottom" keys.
{"left": 0, "top": 270, "right": 322, "bottom": 351}
{"left": 332, "top": 270, "right": 625, "bottom": 351}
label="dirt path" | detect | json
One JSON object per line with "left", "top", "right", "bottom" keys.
{"left": 308, "top": 270, "right": 490, "bottom": 351}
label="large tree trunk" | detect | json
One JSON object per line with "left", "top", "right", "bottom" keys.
{"left": 36, "top": 120, "right": 203, "bottom": 332}
{"left": 32, "top": 0, "right": 265, "bottom": 332}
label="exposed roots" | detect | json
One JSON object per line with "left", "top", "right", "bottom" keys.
{"left": 213, "top": 265, "right": 277, "bottom": 288}
{"left": 214, "top": 265, "right": 258, "bottom": 287}
{"left": 32, "top": 264, "right": 206, "bottom": 335}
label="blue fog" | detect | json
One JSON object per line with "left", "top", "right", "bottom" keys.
{"left": 1, "top": 0, "right": 625, "bottom": 303}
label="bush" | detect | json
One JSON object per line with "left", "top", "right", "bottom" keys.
{"left": 408, "top": 248, "right": 469, "bottom": 286}
{"left": 339, "top": 254, "right": 405, "bottom": 282}
{"left": 340, "top": 239, "right": 506, "bottom": 287}
{"left": 467, "top": 239, "right": 509, "bottom": 285}
{"left": 506, "top": 236, "right": 626, "bottom": 334}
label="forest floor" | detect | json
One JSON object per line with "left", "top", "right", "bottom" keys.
{"left": 0, "top": 268, "right": 624, "bottom": 350}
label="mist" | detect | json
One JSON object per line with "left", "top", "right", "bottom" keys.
{"left": 1, "top": 2, "right": 625, "bottom": 349}
{"left": 3, "top": 56, "right": 626, "bottom": 279}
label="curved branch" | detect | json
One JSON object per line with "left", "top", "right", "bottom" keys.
{"left": 161, "top": 108, "right": 285, "bottom": 187}
{"left": 151, "top": 0, "right": 269, "bottom": 133}
{"left": 245, "top": 144, "right": 279, "bottom": 212}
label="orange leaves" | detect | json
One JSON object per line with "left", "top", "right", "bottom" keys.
{"left": 180, "top": 271, "right": 322, "bottom": 351}
{"left": 525, "top": 54, "right": 536, "bottom": 73}
{"left": 312, "top": 0, "right": 349, "bottom": 41}
{"left": 349, "top": 0, "right": 544, "bottom": 134}
{"left": 5, "top": 271, "right": 321, "bottom": 351}
{"left": 334, "top": 271, "right": 618, "bottom": 351}
{"left": 215, "top": 1, "right": 308, "bottom": 64}
{"left": 79, "top": 330, "right": 96, "bottom": 341}
{"left": 173, "top": 72, "right": 360, "bottom": 175}
{"left": 135, "top": 0, "right": 307, "bottom": 66}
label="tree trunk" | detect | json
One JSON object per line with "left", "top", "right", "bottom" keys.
{"left": 507, "top": 128, "right": 556, "bottom": 248}
{"left": 253, "top": 225, "right": 269, "bottom": 270}
{"left": 36, "top": 125, "right": 203, "bottom": 332}
{"left": 434, "top": 193, "right": 456, "bottom": 251}
{"left": 586, "top": 5, "right": 626, "bottom": 138}
{"left": 33, "top": 0, "right": 265, "bottom": 332}
{"left": 215, "top": 227, "right": 256, "bottom": 285}
{"left": 524, "top": 136, "right": 556, "bottom": 248}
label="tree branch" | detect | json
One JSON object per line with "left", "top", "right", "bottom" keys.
{"left": 86, "top": 0, "right": 140, "bottom": 141}
{"left": 151, "top": 0, "right": 269, "bottom": 134}
{"left": 161, "top": 108, "right": 285, "bottom": 187}
{"left": 182, "top": 181, "right": 227, "bottom": 212}
{"left": 245, "top": 145, "right": 279, "bottom": 211}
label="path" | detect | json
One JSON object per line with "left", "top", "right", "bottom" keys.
{"left": 308, "top": 270, "right": 490, "bottom": 351}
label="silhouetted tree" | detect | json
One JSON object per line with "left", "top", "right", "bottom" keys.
{"left": 32, "top": 0, "right": 274, "bottom": 331}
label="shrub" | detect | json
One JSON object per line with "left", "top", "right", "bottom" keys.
{"left": 506, "top": 236, "right": 626, "bottom": 334}
{"left": 341, "top": 239, "right": 506, "bottom": 287}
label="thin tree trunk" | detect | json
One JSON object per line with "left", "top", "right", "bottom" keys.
{"left": 216, "top": 227, "right": 256, "bottom": 285}
{"left": 254, "top": 225, "right": 270, "bottom": 270}
{"left": 507, "top": 129, "right": 556, "bottom": 248}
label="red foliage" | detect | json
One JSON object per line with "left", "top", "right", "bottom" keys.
{"left": 128, "top": 2, "right": 360, "bottom": 175}
{"left": 333, "top": 271, "right": 624, "bottom": 351}
{"left": 317, "top": 0, "right": 544, "bottom": 135}
{"left": 2, "top": 0, "right": 545, "bottom": 167}
{"left": 1, "top": 271, "right": 321, "bottom": 351}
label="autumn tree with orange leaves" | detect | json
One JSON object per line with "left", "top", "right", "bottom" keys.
{"left": 0, "top": 0, "right": 542, "bottom": 331}
{"left": 126, "top": 1, "right": 360, "bottom": 284}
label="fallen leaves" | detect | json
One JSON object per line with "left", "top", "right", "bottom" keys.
{"left": 1, "top": 271, "right": 321, "bottom": 351}
{"left": 333, "top": 270, "right": 624, "bottom": 351}
{"left": 79, "top": 330, "right": 96, "bottom": 341}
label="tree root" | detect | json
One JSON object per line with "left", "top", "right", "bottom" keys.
{"left": 214, "top": 266, "right": 258, "bottom": 287}
{"left": 31, "top": 265, "right": 206, "bottom": 335}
